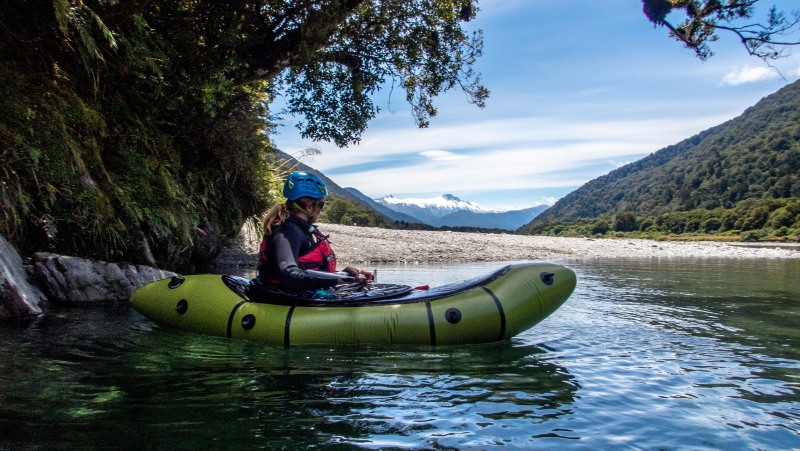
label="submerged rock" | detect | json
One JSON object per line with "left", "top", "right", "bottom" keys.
{"left": 0, "top": 235, "right": 49, "bottom": 319}
{"left": 32, "top": 253, "right": 176, "bottom": 305}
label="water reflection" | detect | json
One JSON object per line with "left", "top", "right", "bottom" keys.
{"left": 306, "top": 344, "right": 579, "bottom": 448}
{"left": 0, "top": 306, "right": 578, "bottom": 449}
{"left": 570, "top": 258, "right": 800, "bottom": 361}
{"left": 544, "top": 257, "right": 800, "bottom": 448}
{"left": 124, "top": 337, "right": 578, "bottom": 448}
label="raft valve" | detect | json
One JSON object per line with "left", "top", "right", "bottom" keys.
{"left": 241, "top": 314, "right": 256, "bottom": 330}
{"left": 168, "top": 276, "right": 185, "bottom": 289}
{"left": 445, "top": 308, "right": 462, "bottom": 324}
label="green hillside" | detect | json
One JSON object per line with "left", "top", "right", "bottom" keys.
{"left": 520, "top": 80, "right": 800, "bottom": 241}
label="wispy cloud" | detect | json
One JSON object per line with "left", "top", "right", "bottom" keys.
{"left": 721, "top": 65, "right": 780, "bottom": 85}
{"left": 419, "top": 150, "right": 466, "bottom": 161}
{"left": 283, "top": 111, "right": 730, "bottom": 205}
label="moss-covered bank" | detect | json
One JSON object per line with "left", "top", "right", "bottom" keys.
{"left": 0, "top": 3, "right": 277, "bottom": 271}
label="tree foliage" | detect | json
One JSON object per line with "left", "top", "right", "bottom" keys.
{"left": 0, "top": 0, "right": 276, "bottom": 269}
{"left": 142, "top": 0, "right": 488, "bottom": 147}
{"left": 642, "top": 0, "right": 800, "bottom": 60}
{"left": 0, "top": 0, "right": 487, "bottom": 268}
{"left": 526, "top": 197, "right": 800, "bottom": 242}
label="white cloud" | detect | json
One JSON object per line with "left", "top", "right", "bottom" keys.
{"left": 608, "top": 159, "right": 632, "bottom": 168}
{"left": 419, "top": 150, "right": 466, "bottom": 161}
{"left": 721, "top": 65, "right": 780, "bottom": 85}
{"left": 279, "top": 110, "right": 733, "bottom": 204}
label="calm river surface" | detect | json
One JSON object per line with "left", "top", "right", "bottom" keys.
{"left": 2, "top": 258, "right": 799, "bottom": 449}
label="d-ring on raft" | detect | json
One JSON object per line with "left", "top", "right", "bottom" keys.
{"left": 130, "top": 262, "right": 576, "bottom": 345}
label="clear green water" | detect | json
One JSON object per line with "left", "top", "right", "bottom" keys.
{"left": 1, "top": 258, "right": 798, "bottom": 449}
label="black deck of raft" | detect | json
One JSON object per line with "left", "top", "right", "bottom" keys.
{"left": 221, "top": 265, "right": 513, "bottom": 307}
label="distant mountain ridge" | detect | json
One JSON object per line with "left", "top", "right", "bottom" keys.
{"left": 344, "top": 188, "right": 423, "bottom": 224}
{"left": 375, "top": 194, "right": 488, "bottom": 223}
{"left": 270, "top": 151, "right": 546, "bottom": 230}
{"left": 525, "top": 79, "right": 800, "bottom": 228}
{"left": 431, "top": 205, "right": 550, "bottom": 229}
{"left": 375, "top": 194, "right": 548, "bottom": 230}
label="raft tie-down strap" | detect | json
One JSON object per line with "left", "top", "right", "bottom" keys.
{"left": 284, "top": 306, "right": 296, "bottom": 346}
{"left": 481, "top": 287, "right": 506, "bottom": 340}
{"left": 226, "top": 301, "right": 248, "bottom": 338}
{"left": 425, "top": 301, "right": 436, "bottom": 346}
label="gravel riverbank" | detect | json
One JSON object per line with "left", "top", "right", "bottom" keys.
{"left": 214, "top": 223, "right": 800, "bottom": 268}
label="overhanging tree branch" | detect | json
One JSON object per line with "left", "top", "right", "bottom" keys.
{"left": 642, "top": 0, "right": 800, "bottom": 61}
{"left": 241, "top": 0, "right": 368, "bottom": 82}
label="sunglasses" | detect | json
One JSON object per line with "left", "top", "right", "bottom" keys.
{"left": 299, "top": 198, "right": 326, "bottom": 211}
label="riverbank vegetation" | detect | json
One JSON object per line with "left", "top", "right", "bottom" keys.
{"left": 524, "top": 197, "right": 800, "bottom": 242}
{"left": 319, "top": 197, "right": 391, "bottom": 228}
{"left": 0, "top": 2, "right": 285, "bottom": 269}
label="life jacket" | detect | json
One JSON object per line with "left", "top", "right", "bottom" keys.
{"left": 298, "top": 227, "right": 337, "bottom": 273}
{"left": 257, "top": 221, "right": 337, "bottom": 285}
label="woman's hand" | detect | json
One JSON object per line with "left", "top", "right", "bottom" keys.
{"left": 343, "top": 266, "right": 374, "bottom": 284}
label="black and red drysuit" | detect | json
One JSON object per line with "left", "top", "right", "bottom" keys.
{"left": 256, "top": 215, "right": 338, "bottom": 292}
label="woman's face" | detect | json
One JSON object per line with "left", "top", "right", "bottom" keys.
{"left": 311, "top": 198, "right": 325, "bottom": 221}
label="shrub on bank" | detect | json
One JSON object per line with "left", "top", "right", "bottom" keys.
{"left": 523, "top": 197, "right": 800, "bottom": 242}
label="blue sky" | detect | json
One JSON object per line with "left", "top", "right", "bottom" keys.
{"left": 272, "top": 0, "right": 800, "bottom": 211}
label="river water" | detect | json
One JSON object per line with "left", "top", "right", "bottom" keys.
{"left": 1, "top": 258, "right": 799, "bottom": 449}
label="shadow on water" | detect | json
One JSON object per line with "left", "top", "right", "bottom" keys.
{"left": 0, "top": 303, "right": 578, "bottom": 449}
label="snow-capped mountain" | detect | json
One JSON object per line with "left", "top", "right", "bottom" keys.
{"left": 273, "top": 148, "right": 548, "bottom": 230}
{"left": 344, "top": 188, "right": 423, "bottom": 224}
{"left": 374, "top": 194, "right": 549, "bottom": 230}
{"left": 375, "top": 194, "right": 490, "bottom": 224}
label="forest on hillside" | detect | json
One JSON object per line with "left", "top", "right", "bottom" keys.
{"left": 524, "top": 198, "right": 800, "bottom": 242}
{"left": 523, "top": 80, "right": 800, "bottom": 242}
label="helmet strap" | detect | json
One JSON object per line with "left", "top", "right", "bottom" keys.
{"left": 292, "top": 201, "right": 316, "bottom": 219}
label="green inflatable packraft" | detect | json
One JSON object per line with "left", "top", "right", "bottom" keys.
{"left": 130, "top": 262, "right": 576, "bottom": 345}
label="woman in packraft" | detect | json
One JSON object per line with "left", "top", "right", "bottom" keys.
{"left": 255, "top": 171, "right": 373, "bottom": 292}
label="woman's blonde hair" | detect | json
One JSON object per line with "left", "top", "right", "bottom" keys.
{"left": 261, "top": 203, "right": 291, "bottom": 237}
{"left": 261, "top": 197, "right": 316, "bottom": 236}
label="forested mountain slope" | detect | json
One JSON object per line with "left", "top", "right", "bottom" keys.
{"left": 531, "top": 80, "right": 800, "bottom": 224}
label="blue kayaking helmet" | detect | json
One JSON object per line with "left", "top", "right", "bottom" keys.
{"left": 283, "top": 171, "right": 328, "bottom": 200}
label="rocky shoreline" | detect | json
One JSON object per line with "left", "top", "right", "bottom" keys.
{"left": 213, "top": 223, "right": 800, "bottom": 268}
{"left": 1, "top": 234, "right": 175, "bottom": 319}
